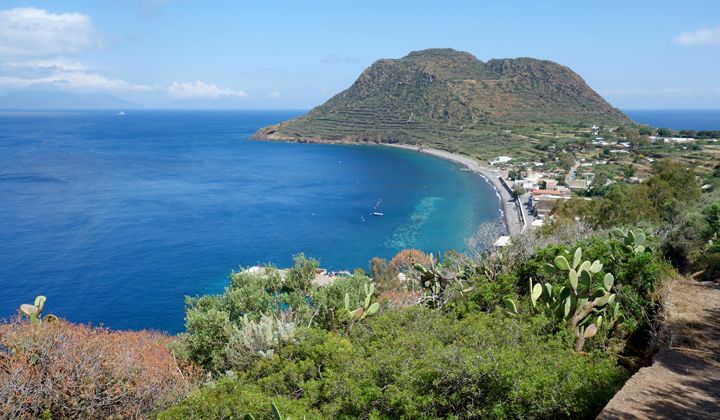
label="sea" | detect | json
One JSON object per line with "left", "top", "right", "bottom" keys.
{"left": 0, "top": 110, "right": 500, "bottom": 332}
{"left": 624, "top": 109, "right": 720, "bottom": 130}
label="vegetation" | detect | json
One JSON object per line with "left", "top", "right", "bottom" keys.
{"left": 556, "top": 159, "right": 720, "bottom": 282}
{"left": 161, "top": 309, "right": 626, "bottom": 419}
{"left": 176, "top": 253, "right": 379, "bottom": 372}
{"left": 4, "top": 221, "right": 676, "bottom": 419}
{"left": 255, "top": 48, "right": 629, "bottom": 158}
{"left": 18, "top": 295, "right": 58, "bottom": 324}
{"left": 0, "top": 319, "right": 199, "bottom": 418}
{"left": 154, "top": 220, "right": 674, "bottom": 418}
{"left": 506, "top": 247, "right": 619, "bottom": 352}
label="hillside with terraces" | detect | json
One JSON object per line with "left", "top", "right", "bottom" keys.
{"left": 254, "top": 48, "right": 630, "bottom": 150}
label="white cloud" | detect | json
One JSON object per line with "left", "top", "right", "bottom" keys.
{"left": 167, "top": 81, "right": 248, "bottom": 98}
{"left": 268, "top": 91, "right": 281, "bottom": 98}
{"left": 1, "top": 59, "right": 248, "bottom": 99}
{"left": 7, "top": 58, "right": 87, "bottom": 72}
{"left": 0, "top": 59, "right": 154, "bottom": 91}
{"left": 672, "top": 26, "right": 720, "bottom": 47}
{"left": 0, "top": 7, "right": 98, "bottom": 56}
{"left": 0, "top": 73, "right": 154, "bottom": 91}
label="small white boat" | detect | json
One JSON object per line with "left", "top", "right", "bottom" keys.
{"left": 372, "top": 212, "right": 384, "bottom": 216}
{"left": 117, "top": 111, "right": 126, "bottom": 116}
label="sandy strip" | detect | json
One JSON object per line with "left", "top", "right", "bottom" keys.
{"left": 383, "top": 144, "right": 525, "bottom": 236}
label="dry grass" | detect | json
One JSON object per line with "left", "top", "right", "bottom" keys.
{"left": 0, "top": 318, "right": 200, "bottom": 419}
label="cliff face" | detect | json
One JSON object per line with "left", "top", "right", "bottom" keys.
{"left": 255, "top": 48, "right": 630, "bottom": 144}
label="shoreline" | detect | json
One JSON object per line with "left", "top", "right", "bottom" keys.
{"left": 382, "top": 144, "right": 525, "bottom": 237}
{"left": 255, "top": 135, "right": 526, "bottom": 237}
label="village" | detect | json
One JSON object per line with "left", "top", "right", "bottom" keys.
{"left": 487, "top": 123, "right": 720, "bottom": 246}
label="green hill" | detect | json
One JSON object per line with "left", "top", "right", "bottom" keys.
{"left": 254, "top": 48, "right": 630, "bottom": 153}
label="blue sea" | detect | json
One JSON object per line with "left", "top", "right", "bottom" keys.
{"left": 624, "top": 109, "right": 720, "bottom": 130}
{"left": 0, "top": 110, "right": 500, "bottom": 332}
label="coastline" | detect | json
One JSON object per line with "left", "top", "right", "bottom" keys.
{"left": 382, "top": 144, "right": 525, "bottom": 236}
{"left": 254, "top": 135, "right": 526, "bottom": 237}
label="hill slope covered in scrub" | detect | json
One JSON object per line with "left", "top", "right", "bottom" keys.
{"left": 255, "top": 48, "right": 630, "bottom": 151}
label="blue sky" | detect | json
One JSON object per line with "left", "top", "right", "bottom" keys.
{"left": 1, "top": 0, "right": 719, "bottom": 109}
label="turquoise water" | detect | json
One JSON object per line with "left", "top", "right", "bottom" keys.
{"left": 0, "top": 110, "right": 500, "bottom": 332}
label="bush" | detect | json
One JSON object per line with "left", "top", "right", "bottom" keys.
{"left": 158, "top": 378, "right": 319, "bottom": 419}
{"left": 0, "top": 319, "right": 199, "bottom": 419}
{"left": 181, "top": 306, "right": 233, "bottom": 372}
{"left": 312, "top": 272, "right": 372, "bottom": 331}
{"left": 284, "top": 253, "right": 319, "bottom": 294}
{"left": 179, "top": 258, "right": 373, "bottom": 373}
{"left": 163, "top": 308, "right": 628, "bottom": 419}
{"left": 554, "top": 160, "right": 701, "bottom": 228}
{"left": 369, "top": 257, "right": 399, "bottom": 292}
{"left": 448, "top": 272, "right": 519, "bottom": 316}
{"left": 388, "top": 249, "right": 431, "bottom": 274}
{"left": 225, "top": 313, "right": 296, "bottom": 371}
{"left": 661, "top": 194, "right": 720, "bottom": 279}
{"left": 510, "top": 235, "right": 673, "bottom": 357}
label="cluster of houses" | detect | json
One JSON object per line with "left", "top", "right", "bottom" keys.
{"left": 506, "top": 170, "right": 590, "bottom": 219}
{"left": 528, "top": 180, "right": 572, "bottom": 218}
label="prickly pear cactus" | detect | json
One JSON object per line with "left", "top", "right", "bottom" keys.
{"left": 611, "top": 228, "right": 650, "bottom": 255}
{"left": 19, "top": 295, "right": 58, "bottom": 324}
{"left": 413, "top": 253, "right": 464, "bottom": 308}
{"left": 343, "top": 282, "right": 380, "bottom": 334}
{"left": 507, "top": 247, "right": 619, "bottom": 352}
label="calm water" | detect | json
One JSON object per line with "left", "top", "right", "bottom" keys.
{"left": 625, "top": 109, "right": 720, "bottom": 130}
{"left": 0, "top": 110, "right": 499, "bottom": 332}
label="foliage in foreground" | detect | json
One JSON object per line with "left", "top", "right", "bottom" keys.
{"left": 178, "top": 253, "right": 376, "bottom": 373}
{"left": 0, "top": 319, "right": 200, "bottom": 419}
{"left": 160, "top": 308, "right": 627, "bottom": 419}
{"left": 165, "top": 227, "right": 673, "bottom": 418}
{"left": 506, "top": 247, "right": 619, "bottom": 352}
{"left": 507, "top": 233, "right": 672, "bottom": 360}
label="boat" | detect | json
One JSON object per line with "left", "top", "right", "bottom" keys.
{"left": 372, "top": 212, "right": 384, "bottom": 216}
{"left": 117, "top": 111, "right": 125, "bottom": 116}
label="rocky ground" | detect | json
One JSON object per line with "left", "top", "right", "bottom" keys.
{"left": 599, "top": 277, "right": 720, "bottom": 419}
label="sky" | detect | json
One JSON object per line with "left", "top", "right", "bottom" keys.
{"left": 0, "top": 0, "right": 719, "bottom": 109}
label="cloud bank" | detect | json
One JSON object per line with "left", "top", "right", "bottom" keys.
{"left": 0, "top": 58, "right": 153, "bottom": 91}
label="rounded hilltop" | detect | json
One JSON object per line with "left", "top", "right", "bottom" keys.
{"left": 254, "top": 48, "right": 630, "bottom": 149}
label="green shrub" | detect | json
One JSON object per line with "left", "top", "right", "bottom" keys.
{"left": 158, "top": 378, "right": 318, "bottom": 420}
{"left": 312, "top": 272, "right": 371, "bottom": 331}
{"left": 164, "top": 308, "right": 627, "bottom": 419}
{"left": 284, "top": 253, "right": 318, "bottom": 294}
{"left": 448, "top": 272, "right": 518, "bottom": 316}
{"left": 181, "top": 307, "right": 232, "bottom": 372}
{"left": 178, "top": 257, "right": 373, "bottom": 373}
{"left": 506, "top": 234, "right": 672, "bottom": 359}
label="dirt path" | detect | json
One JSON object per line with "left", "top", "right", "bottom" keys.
{"left": 599, "top": 277, "right": 720, "bottom": 419}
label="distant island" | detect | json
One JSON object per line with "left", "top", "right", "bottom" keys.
{"left": 254, "top": 48, "right": 630, "bottom": 152}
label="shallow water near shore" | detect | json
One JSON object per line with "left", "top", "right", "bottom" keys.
{"left": 0, "top": 110, "right": 500, "bottom": 332}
